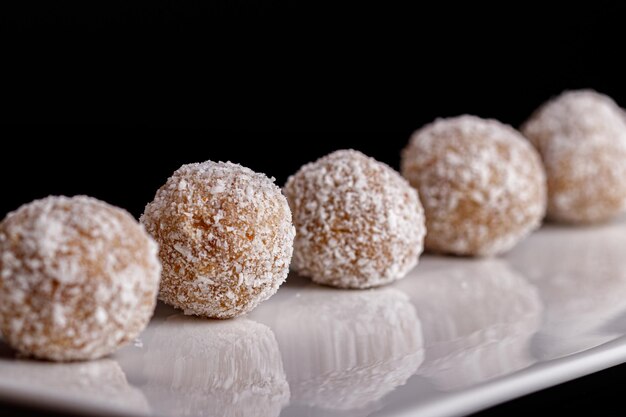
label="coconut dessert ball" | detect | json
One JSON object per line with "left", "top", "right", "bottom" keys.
{"left": 0, "top": 196, "right": 161, "bottom": 361}
{"left": 401, "top": 116, "right": 547, "bottom": 256}
{"left": 141, "top": 161, "right": 295, "bottom": 319}
{"left": 521, "top": 90, "right": 626, "bottom": 223}
{"left": 284, "top": 149, "right": 426, "bottom": 289}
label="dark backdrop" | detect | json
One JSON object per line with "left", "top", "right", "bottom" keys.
{"left": 2, "top": 2, "right": 626, "bottom": 216}
{"left": 1, "top": 1, "right": 626, "bottom": 415}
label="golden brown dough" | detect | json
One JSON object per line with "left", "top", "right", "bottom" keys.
{"left": 522, "top": 90, "right": 626, "bottom": 223}
{"left": 0, "top": 196, "right": 161, "bottom": 361}
{"left": 402, "top": 115, "right": 546, "bottom": 256}
{"left": 141, "top": 161, "right": 295, "bottom": 318}
{"left": 284, "top": 149, "right": 425, "bottom": 288}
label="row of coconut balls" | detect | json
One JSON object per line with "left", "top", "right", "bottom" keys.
{"left": 1, "top": 89, "right": 625, "bottom": 361}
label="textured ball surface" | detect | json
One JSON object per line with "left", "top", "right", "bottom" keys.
{"left": 0, "top": 196, "right": 161, "bottom": 361}
{"left": 521, "top": 90, "right": 626, "bottom": 223}
{"left": 141, "top": 161, "right": 295, "bottom": 318}
{"left": 284, "top": 149, "right": 426, "bottom": 289}
{"left": 401, "top": 116, "right": 546, "bottom": 256}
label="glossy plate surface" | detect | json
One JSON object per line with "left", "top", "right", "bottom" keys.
{"left": 2, "top": 219, "right": 626, "bottom": 417}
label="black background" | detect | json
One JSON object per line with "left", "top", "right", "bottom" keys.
{"left": 2, "top": 2, "right": 626, "bottom": 217}
{"left": 1, "top": 1, "right": 626, "bottom": 415}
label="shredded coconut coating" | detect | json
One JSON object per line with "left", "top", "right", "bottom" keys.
{"left": 0, "top": 196, "right": 161, "bottom": 361}
{"left": 284, "top": 150, "right": 425, "bottom": 289}
{"left": 141, "top": 316, "right": 289, "bottom": 417}
{"left": 141, "top": 161, "right": 295, "bottom": 318}
{"left": 401, "top": 116, "right": 547, "bottom": 256}
{"left": 521, "top": 90, "right": 626, "bottom": 223}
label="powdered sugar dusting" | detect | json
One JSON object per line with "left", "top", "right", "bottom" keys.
{"left": 284, "top": 149, "right": 426, "bottom": 288}
{"left": 521, "top": 90, "right": 626, "bottom": 223}
{"left": 141, "top": 161, "right": 295, "bottom": 319}
{"left": 0, "top": 196, "right": 161, "bottom": 361}
{"left": 401, "top": 115, "right": 547, "bottom": 256}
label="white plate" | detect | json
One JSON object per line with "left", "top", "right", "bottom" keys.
{"left": 2, "top": 219, "right": 626, "bottom": 417}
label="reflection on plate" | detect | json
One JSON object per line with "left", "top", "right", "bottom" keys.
{"left": 133, "top": 315, "right": 289, "bottom": 417}
{"left": 399, "top": 260, "right": 542, "bottom": 390}
{"left": 257, "top": 285, "right": 423, "bottom": 415}
{"left": 508, "top": 220, "right": 626, "bottom": 359}
{"left": 4, "top": 222, "right": 626, "bottom": 417}
{"left": 0, "top": 355, "right": 149, "bottom": 414}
